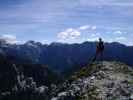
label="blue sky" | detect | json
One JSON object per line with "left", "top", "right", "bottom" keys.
{"left": 0, "top": 0, "right": 133, "bottom": 45}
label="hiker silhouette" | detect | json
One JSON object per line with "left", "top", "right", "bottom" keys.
{"left": 93, "top": 38, "right": 104, "bottom": 62}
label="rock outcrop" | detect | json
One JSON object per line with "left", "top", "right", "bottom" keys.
{"left": 51, "top": 61, "right": 133, "bottom": 100}
{"left": 0, "top": 61, "right": 133, "bottom": 100}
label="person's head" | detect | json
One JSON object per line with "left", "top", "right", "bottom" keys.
{"left": 99, "top": 38, "right": 102, "bottom": 42}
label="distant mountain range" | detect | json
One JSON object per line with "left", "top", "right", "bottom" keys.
{"left": 0, "top": 40, "right": 133, "bottom": 73}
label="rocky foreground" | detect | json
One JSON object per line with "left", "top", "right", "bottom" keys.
{"left": 0, "top": 61, "right": 133, "bottom": 100}
{"left": 51, "top": 61, "right": 133, "bottom": 100}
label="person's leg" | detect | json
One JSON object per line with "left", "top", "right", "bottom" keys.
{"left": 100, "top": 52, "right": 103, "bottom": 61}
{"left": 92, "top": 50, "right": 99, "bottom": 62}
{"left": 100, "top": 51, "right": 104, "bottom": 66}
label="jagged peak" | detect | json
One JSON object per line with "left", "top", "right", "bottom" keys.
{"left": 24, "top": 40, "right": 43, "bottom": 47}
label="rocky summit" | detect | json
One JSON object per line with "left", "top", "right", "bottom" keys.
{"left": 51, "top": 61, "right": 133, "bottom": 100}
{"left": 0, "top": 61, "right": 133, "bottom": 100}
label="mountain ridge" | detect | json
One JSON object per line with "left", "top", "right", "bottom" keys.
{"left": 0, "top": 40, "right": 133, "bottom": 73}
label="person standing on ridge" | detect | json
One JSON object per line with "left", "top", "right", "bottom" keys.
{"left": 93, "top": 38, "right": 104, "bottom": 62}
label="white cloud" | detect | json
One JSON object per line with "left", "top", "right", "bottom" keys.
{"left": 113, "top": 31, "right": 123, "bottom": 35}
{"left": 115, "top": 36, "right": 126, "bottom": 41}
{"left": 79, "top": 0, "right": 133, "bottom": 7}
{"left": 87, "top": 37, "right": 98, "bottom": 42}
{"left": 40, "top": 39, "right": 50, "bottom": 44}
{"left": 0, "top": 34, "right": 19, "bottom": 44}
{"left": 57, "top": 25, "right": 97, "bottom": 41}
{"left": 90, "top": 32, "right": 101, "bottom": 37}
{"left": 57, "top": 28, "right": 81, "bottom": 40}
{"left": 79, "top": 25, "right": 90, "bottom": 30}
{"left": 79, "top": 25, "right": 97, "bottom": 31}
{"left": 91, "top": 26, "right": 97, "bottom": 30}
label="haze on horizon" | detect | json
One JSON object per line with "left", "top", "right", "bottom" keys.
{"left": 0, "top": 0, "right": 133, "bottom": 45}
